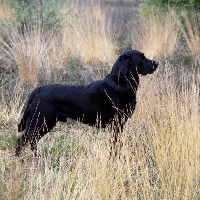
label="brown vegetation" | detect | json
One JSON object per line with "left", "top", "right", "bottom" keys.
{"left": 0, "top": 0, "right": 199, "bottom": 199}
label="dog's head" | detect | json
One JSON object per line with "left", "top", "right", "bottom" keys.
{"left": 111, "top": 50, "right": 159, "bottom": 77}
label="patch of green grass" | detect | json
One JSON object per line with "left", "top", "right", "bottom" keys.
{"left": 43, "top": 134, "right": 85, "bottom": 157}
{"left": 0, "top": 129, "right": 17, "bottom": 150}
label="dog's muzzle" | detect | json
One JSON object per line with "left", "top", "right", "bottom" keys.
{"left": 153, "top": 61, "right": 159, "bottom": 70}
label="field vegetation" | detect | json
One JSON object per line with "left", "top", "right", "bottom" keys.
{"left": 0, "top": 0, "right": 199, "bottom": 199}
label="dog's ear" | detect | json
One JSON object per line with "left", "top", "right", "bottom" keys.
{"left": 111, "top": 53, "right": 130, "bottom": 77}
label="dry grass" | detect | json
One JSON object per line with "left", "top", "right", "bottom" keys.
{"left": 129, "top": 10, "right": 179, "bottom": 59}
{"left": 0, "top": 23, "right": 52, "bottom": 85}
{"left": 180, "top": 12, "right": 200, "bottom": 65}
{"left": 0, "top": 62, "right": 200, "bottom": 199}
{"left": 0, "top": 81, "right": 25, "bottom": 127}
{"left": 61, "top": 0, "right": 119, "bottom": 65}
{"left": 136, "top": 62, "right": 200, "bottom": 199}
{"left": 0, "top": 22, "right": 73, "bottom": 86}
{"left": 0, "top": 1, "right": 200, "bottom": 199}
{"left": 0, "top": 1, "right": 120, "bottom": 85}
{"left": 0, "top": 3, "right": 13, "bottom": 20}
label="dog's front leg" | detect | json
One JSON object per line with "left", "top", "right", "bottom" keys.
{"left": 109, "top": 120, "right": 123, "bottom": 159}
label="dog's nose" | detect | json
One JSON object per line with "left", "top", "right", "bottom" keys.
{"left": 153, "top": 61, "right": 159, "bottom": 69}
{"left": 153, "top": 61, "right": 159, "bottom": 66}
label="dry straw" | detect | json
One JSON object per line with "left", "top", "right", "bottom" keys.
{"left": 129, "top": 10, "right": 179, "bottom": 59}
{"left": 62, "top": 0, "right": 118, "bottom": 65}
{"left": 0, "top": 2, "right": 200, "bottom": 199}
{"left": 180, "top": 11, "right": 200, "bottom": 65}
{"left": 0, "top": 61, "right": 199, "bottom": 200}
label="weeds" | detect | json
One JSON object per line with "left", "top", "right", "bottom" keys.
{"left": 0, "top": 60, "right": 199, "bottom": 199}
{"left": 62, "top": 1, "right": 119, "bottom": 65}
{"left": 0, "top": 80, "right": 26, "bottom": 127}
{"left": 137, "top": 62, "right": 200, "bottom": 199}
{"left": 180, "top": 11, "right": 200, "bottom": 65}
{"left": 0, "top": 1, "right": 200, "bottom": 199}
{"left": 129, "top": 10, "right": 179, "bottom": 59}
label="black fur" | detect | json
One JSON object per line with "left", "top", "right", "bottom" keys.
{"left": 16, "top": 50, "right": 159, "bottom": 156}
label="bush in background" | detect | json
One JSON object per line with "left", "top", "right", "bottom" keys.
{"left": 138, "top": 0, "right": 200, "bottom": 17}
{"left": 3, "top": 0, "right": 63, "bottom": 30}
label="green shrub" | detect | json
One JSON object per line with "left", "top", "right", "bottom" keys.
{"left": 4, "top": 0, "right": 63, "bottom": 30}
{"left": 138, "top": 0, "right": 200, "bottom": 17}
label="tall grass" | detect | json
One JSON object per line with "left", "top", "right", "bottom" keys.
{"left": 62, "top": 1, "right": 119, "bottom": 65}
{"left": 129, "top": 10, "right": 179, "bottom": 59}
{"left": 0, "top": 81, "right": 25, "bottom": 127}
{"left": 136, "top": 62, "right": 200, "bottom": 199}
{"left": 0, "top": 2, "right": 12, "bottom": 19}
{"left": 0, "top": 22, "right": 55, "bottom": 85}
{"left": 181, "top": 12, "right": 200, "bottom": 65}
{"left": 0, "top": 1, "right": 120, "bottom": 85}
{"left": 0, "top": 2, "right": 200, "bottom": 199}
{"left": 0, "top": 63, "right": 199, "bottom": 199}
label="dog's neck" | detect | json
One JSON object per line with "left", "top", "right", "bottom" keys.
{"left": 111, "top": 73, "right": 139, "bottom": 89}
{"left": 127, "top": 72, "right": 140, "bottom": 87}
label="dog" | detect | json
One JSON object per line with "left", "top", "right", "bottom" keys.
{"left": 16, "top": 50, "right": 159, "bottom": 156}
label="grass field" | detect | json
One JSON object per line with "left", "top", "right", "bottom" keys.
{"left": 0, "top": 0, "right": 200, "bottom": 199}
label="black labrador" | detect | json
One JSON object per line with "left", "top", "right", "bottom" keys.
{"left": 16, "top": 50, "right": 159, "bottom": 156}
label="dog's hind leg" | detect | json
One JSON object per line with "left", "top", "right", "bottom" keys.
{"left": 28, "top": 125, "right": 48, "bottom": 156}
{"left": 29, "top": 118, "right": 56, "bottom": 156}
{"left": 29, "top": 131, "right": 41, "bottom": 157}
{"left": 16, "top": 107, "right": 57, "bottom": 156}
{"left": 15, "top": 131, "right": 29, "bottom": 156}
{"left": 16, "top": 116, "right": 33, "bottom": 156}
{"left": 16, "top": 125, "right": 47, "bottom": 157}
{"left": 16, "top": 117, "right": 43, "bottom": 156}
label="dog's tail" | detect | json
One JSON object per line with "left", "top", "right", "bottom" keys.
{"left": 18, "top": 87, "right": 42, "bottom": 132}
{"left": 18, "top": 116, "right": 28, "bottom": 132}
